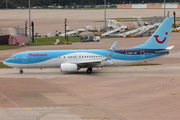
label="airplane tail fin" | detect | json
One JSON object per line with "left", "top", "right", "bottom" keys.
{"left": 131, "top": 17, "right": 173, "bottom": 50}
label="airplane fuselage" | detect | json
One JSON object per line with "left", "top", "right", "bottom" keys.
{"left": 4, "top": 49, "right": 168, "bottom": 69}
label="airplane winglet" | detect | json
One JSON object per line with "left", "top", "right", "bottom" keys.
{"left": 105, "top": 41, "right": 117, "bottom": 64}
{"left": 108, "top": 60, "right": 114, "bottom": 65}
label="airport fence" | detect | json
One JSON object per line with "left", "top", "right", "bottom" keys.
{"left": 14, "top": 27, "right": 25, "bottom": 35}
{"left": 0, "top": 29, "right": 2, "bottom": 35}
{"left": 147, "top": 16, "right": 164, "bottom": 25}
{"left": 0, "top": 27, "right": 26, "bottom": 35}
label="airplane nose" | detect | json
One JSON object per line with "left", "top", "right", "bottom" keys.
{"left": 3, "top": 58, "right": 15, "bottom": 68}
{"left": 3, "top": 60, "right": 7, "bottom": 65}
{"left": 3, "top": 59, "right": 10, "bottom": 66}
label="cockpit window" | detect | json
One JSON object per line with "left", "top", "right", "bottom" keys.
{"left": 11, "top": 57, "right": 17, "bottom": 59}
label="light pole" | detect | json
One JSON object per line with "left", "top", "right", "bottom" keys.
{"left": 6, "top": 0, "right": 8, "bottom": 9}
{"left": 29, "top": 0, "right": 31, "bottom": 41}
{"left": 164, "top": 0, "right": 166, "bottom": 19}
{"left": 104, "top": 0, "right": 106, "bottom": 30}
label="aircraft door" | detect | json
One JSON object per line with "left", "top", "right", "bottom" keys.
{"left": 22, "top": 54, "right": 27, "bottom": 63}
{"left": 74, "top": 54, "right": 82, "bottom": 62}
{"left": 140, "top": 51, "right": 145, "bottom": 60}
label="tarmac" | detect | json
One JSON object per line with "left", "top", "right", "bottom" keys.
{"left": 0, "top": 9, "right": 180, "bottom": 120}
{"left": 0, "top": 9, "right": 180, "bottom": 35}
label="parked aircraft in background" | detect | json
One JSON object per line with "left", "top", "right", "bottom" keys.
{"left": 3, "top": 17, "right": 174, "bottom": 74}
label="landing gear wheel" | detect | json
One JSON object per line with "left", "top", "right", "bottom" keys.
{"left": 19, "top": 70, "right": 23, "bottom": 74}
{"left": 86, "top": 67, "right": 92, "bottom": 74}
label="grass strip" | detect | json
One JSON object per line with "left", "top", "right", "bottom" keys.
{"left": 0, "top": 45, "right": 18, "bottom": 50}
{"left": 130, "top": 63, "right": 161, "bottom": 66}
{"left": 29, "top": 36, "right": 80, "bottom": 45}
{"left": 0, "top": 62, "right": 12, "bottom": 68}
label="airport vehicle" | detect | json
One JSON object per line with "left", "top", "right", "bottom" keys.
{"left": 80, "top": 35, "right": 100, "bottom": 42}
{"left": 3, "top": 17, "right": 174, "bottom": 74}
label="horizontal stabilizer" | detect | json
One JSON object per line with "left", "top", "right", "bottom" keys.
{"left": 154, "top": 46, "right": 174, "bottom": 53}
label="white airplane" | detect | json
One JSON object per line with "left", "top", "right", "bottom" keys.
{"left": 3, "top": 17, "right": 174, "bottom": 74}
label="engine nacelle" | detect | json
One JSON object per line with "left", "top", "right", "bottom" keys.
{"left": 60, "top": 63, "right": 78, "bottom": 72}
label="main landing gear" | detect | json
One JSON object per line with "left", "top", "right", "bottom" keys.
{"left": 19, "top": 70, "right": 23, "bottom": 74}
{"left": 86, "top": 67, "right": 92, "bottom": 74}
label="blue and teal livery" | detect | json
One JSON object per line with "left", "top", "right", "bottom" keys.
{"left": 3, "top": 17, "right": 174, "bottom": 74}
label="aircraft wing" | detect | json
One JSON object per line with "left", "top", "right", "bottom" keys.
{"left": 154, "top": 46, "right": 174, "bottom": 53}
{"left": 69, "top": 41, "right": 118, "bottom": 67}
{"left": 77, "top": 60, "right": 103, "bottom": 64}
{"left": 74, "top": 60, "right": 104, "bottom": 68}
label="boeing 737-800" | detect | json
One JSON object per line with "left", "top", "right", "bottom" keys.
{"left": 3, "top": 17, "right": 174, "bottom": 74}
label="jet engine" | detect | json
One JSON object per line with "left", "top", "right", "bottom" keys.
{"left": 60, "top": 63, "right": 78, "bottom": 72}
